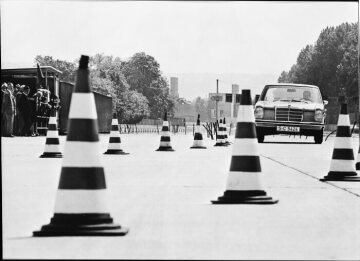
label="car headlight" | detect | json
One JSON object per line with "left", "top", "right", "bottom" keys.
{"left": 314, "top": 109, "right": 324, "bottom": 122}
{"left": 254, "top": 107, "right": 264, "bottom": 119}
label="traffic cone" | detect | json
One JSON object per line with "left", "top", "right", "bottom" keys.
{"left": 156, "top": 111, "right": 175, "bottom": 151}
{"left": 212, "top": 89, "right": 278, "bottom": 204}
{"left": 320, "top": 103, "right": 360, "bottom": 181}
{"left": 33, "top": 55, "right": 129, "bottom": 236}
{"left": 190, "top": 114, "right": 206, "bottom": 149}
{"left": 356, "top": 147, "right": 360, "bottom": 170}
{"left": 104, "top": 112, "right": 129, "bottom": 155}
{"left": 214, "top": 119, "right": 227, "bottom": 146}
{"left": 39, "top": 110, "right": 62, "bottom": 158}
{"left": 223, "top": 117, "right": 230, "bottom": 145}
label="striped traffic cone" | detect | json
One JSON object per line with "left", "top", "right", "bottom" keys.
{"left": 356, "top": 147, "right": 360, "bottom": 170}
{"left": 190, "top": 114, "right": 206, "bottom": 149}
{"left": 104, "top": 112, "right": 129, "bottom": 155}
{"left": 212, "top": 89, "right": 278, "bottom": 204}
{"left": 223, "top": 117, "right": 230, "bottom": 145}
{"left": 39, "top": 110, "right": 62, "bottom": 158}
{"left": 214, "top": 119, "right": 227, "bottom": 146}
{"left": 320, "top": 103, "right": 360, "bottom": 182}
{"left": 33, "top": 55, "right": 128, "bottom": 236}
{"left": 156, "top": 111, "right": 174, "bottom": 151}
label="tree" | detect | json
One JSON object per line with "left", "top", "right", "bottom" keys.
{"left": 278, "top": 22, "right": 358, "bottom": 99}
{"left": 35, "top": 55, "right": 77, "bottom": 83}
{"left": 194, "top": 96, "right": 209, "bottom": 121}
{"left": 89, "top": 53, "right": 150, "bottom": 122}
{"left": 123, "top": 52, "right": 175, "bottom": 118}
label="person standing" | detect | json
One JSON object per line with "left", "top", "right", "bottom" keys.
{"left": 18, "top": 85, "right": 32, "bottom": 136}
{"left": 1, "top": 83, "right": 16, "bottom": 137}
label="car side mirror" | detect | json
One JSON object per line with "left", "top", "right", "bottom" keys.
{"left": 323, "top": 100, "right": 328, "bottom": 105}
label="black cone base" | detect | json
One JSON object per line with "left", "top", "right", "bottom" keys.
{"left": 211, "top": 190, "right": 278, "bottom": 204}
{"left": 214, "top": 143, "right": 229, "bottom": 147}
{"left": 320, "top": 176, "right": 360, "bottom": 182}
{"left": 33, "top": 223, "right": 129, "bottom": 237}
{"left": 190, "top": 146, "right": 207, "bottom": 149}
{"left": 104, "top": 150, "right": 129, "bottom": 155}
{"left": 156, "top": 146, "right": 175, "bottom": 151}
{"left": 40, "top": 152, "right": 63, "bottom": 158}
{"left": 320, "top": 171, "right": 360, "bottom": 182}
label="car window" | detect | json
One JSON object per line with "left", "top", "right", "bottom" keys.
{"left": 262, "top": 86, "right": 322, "bottom": 103}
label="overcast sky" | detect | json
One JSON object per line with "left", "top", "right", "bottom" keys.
{"left": 1, "top": 1, "right": 358, "bottom": 98}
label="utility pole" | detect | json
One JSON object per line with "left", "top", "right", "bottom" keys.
{"left": 357, "top": 3, "right": 359, "bottom": 169}
{"left": 216, "top": 79, "right": 219, "bottom": 122}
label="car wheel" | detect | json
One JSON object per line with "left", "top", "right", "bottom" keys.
{"left": 314, "top": 130, "right": 323, "bottom": 144}
{"left": 257, "top": 132, "right": 264, "bottom": 143}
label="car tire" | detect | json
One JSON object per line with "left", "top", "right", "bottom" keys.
{"left": 257, "top": 132, "right": 264, "bottom": 143}
{"left": 314, "top": 130, "right": 323, "bottom": 144}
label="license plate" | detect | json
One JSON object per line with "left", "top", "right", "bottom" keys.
{"left": 276, "top": 126, "right": 300, "bottom": 132}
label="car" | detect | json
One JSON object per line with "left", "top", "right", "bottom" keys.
{"left": 254, "top": 83, "right": 327, "bottom": 144}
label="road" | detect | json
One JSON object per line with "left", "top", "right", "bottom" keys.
{"left": 2, "top": 133, "right": 360, "bottom": 259}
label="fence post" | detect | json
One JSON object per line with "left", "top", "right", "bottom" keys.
{"left": 193, "top": 124, "right": 195, "bottom": 136}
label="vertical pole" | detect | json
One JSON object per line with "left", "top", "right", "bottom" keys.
{"left": 357, "top": 3, "right": 360, "bottom": 170}
{"left": 216, "top": 79, "right": 219, "bottom": 123}
{"left": 45, "top": 69, "right": 48, "bottom": 89}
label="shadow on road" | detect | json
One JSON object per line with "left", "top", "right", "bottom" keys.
{"left": 262, "top": 141, "right": 315, "bottom": 144}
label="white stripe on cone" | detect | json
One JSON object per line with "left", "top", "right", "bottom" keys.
{"left": 107, "top": 143, "right": 122, "bottom": 150}
{"left": 162, "top": 121, "right": 169, "bottom": 127}
{"left": 44, "top": 145, "right": 61, "bottom": 153}
{"left": 357, "top": 153, "right": 360, "bottom": 164}
{"left": 334, "top": 137, "right": 355, "bottom": 149}
{"left": 192, "top": 140, "right": 204, "bottom": 147}
{"left": 49, "top": 117, "right": 57, "bottom": 124}
{"left": 337, "top": 114, "right": 350, "bottom": 126}
{"left": 330, "top": 159, "right": 356, "bottom": 172}
{"left": 68, "top": 93, "right": 97, "bottom": 119}
{"left": 238, "top": 105, "right": 256, "bottom": 123}
{"left": 161, "top": 132, "right": 171, "bottom": 137}
{"left": 226, "top": 171, "right": 264, "bottom": 190}
{"left": 54, "top": 189, "right": 109, "bottom": 213}
{"left": 232, "top": 138, "right": 259, "bottom": 155}
{"left": 46, "top": 130, "right": 60, "bottom": 138}
{"left": 62, "top": 141, "right": 103, "bottom": 167}
{"left": 111, "top": 119, "right": 118, "bottom": 125}
{"left": 160, "top": 141, "right": 172, "bottom": 147}
{"left": 110, "top": 130, "right": 120, "bottom": 136}
{"left": 195, "top": 125, "right": 201, "bottom": 133}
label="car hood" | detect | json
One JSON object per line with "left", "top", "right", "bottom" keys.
{"left": 256, "top": 100, "right": 324, "bottom": 110}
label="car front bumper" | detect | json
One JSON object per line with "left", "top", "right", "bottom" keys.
{"left": 255, "top": 119, "right": 324, "bottom": 136}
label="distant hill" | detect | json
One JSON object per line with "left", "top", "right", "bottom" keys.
{"left": 164, "top": 72, "right": 279, "bottom": 101}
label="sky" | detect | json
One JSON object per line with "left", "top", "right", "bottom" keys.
{"left": 1, "top": 1, "right": 358, "bottom": 98}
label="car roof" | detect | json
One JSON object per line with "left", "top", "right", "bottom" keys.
{"left": 265, "top": 83, "right": 319, "bottom": 88}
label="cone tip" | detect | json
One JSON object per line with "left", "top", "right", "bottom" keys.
{"left": 79, "top": 55, "right": 89, "bottom": 69}
{"left": 340, "top": 103, "right": 347, "bottom": 114}
{"left": 241, "top": 89, "right": 252, "bottom": 105}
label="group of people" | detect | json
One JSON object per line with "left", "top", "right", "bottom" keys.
{"left": 1, "top": 82, "right": 60, "bottom": 137}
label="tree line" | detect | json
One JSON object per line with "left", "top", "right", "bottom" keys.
{"left": 278, "top": 22, "right": 358, "bottom": 100}
{"left": 35, "top": 52, "right": 175, "bottom": 123}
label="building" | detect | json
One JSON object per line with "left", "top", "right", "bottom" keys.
{"left": 208, "top": 84, "right": 241, "bottom": 124}
{"left": 170, "top": 77, "right": 179, "bottom": 99}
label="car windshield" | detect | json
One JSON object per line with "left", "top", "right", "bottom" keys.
{"left": 262, "top": 86, "right": 322, "bottom": 103}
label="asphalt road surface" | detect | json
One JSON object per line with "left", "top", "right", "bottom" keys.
{"left": 2, "top": 133, "right": 360, "bottom": 259}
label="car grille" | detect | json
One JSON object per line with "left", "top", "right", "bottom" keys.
{"left": 275, "top": 107, "right": 303, "bottom": 122}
